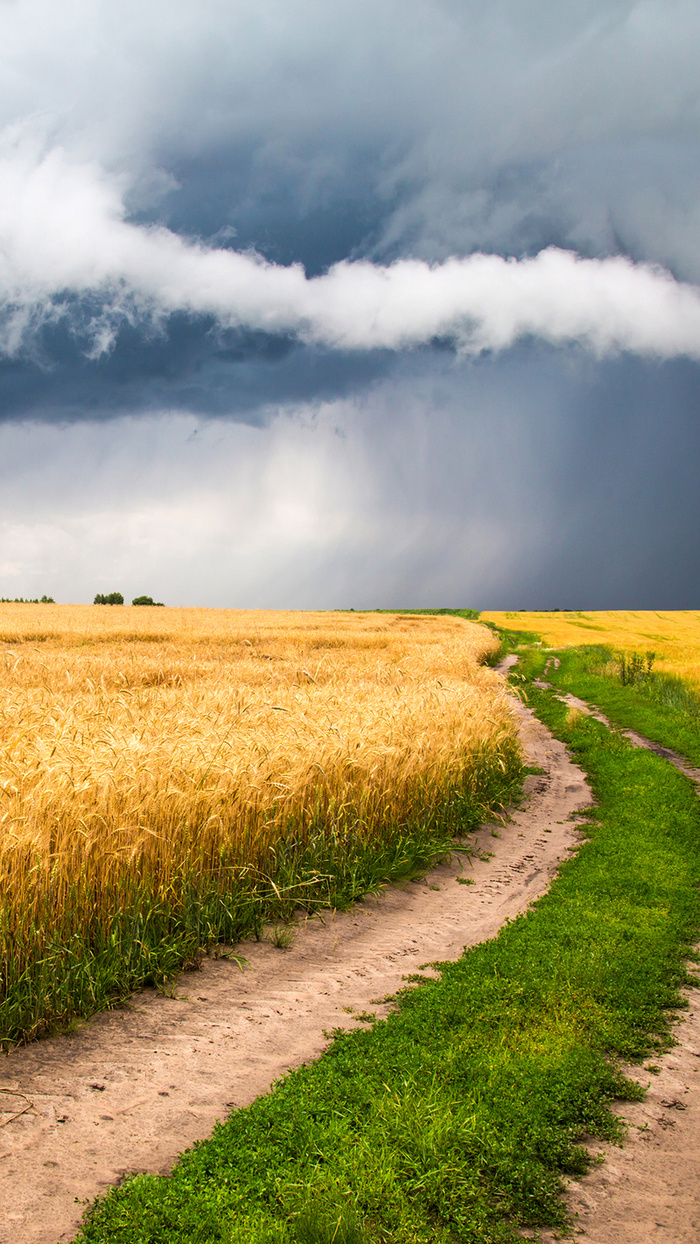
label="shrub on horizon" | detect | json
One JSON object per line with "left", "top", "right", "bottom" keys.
{"left": 94, "top": 592, "right": 124, "bottom": 605}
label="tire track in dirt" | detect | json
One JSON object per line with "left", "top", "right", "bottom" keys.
{"left": 532, "top": 671, "right": 700, "bottom": 1244}
{"left": 0, "top": 680, "right": 592, "bottom": 1244}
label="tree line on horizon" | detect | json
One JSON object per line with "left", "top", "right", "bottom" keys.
{"left": 0, "top": 595, "right": 54, "bottom": 603}
{"left": 0, "top": 594, "right": 167, "bottom": 605}
{"left": 94, "top": 593, "right": 165, "bottom": 606}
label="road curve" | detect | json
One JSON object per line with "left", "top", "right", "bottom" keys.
{"left": 0, "top": 688, "right": 591, "bottom": 1244}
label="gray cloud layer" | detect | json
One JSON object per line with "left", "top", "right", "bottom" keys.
{"left": 3, "top": 5, "right": 699, "bottom": 237}
{"left": 2, "top": 0, "right": 700, "bottom": 368}
{"left": 1, "top": 1, "right": 700, "bottom": 605}
{"left": 3, "top": 352, "right": 700, "bottom": 608}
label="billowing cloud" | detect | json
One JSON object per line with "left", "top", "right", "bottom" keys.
{"left": 3, "top": 132, "right": 700, "bottom": 362}
{"left": 2, "top": 0, "right": 700, "bottom": 269}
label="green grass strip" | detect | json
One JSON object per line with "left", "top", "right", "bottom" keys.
{"left": 531, "top": 645, "right": 700, "bottom": 768}
{"left": 74, "top": 675, "right": 700, "bottom": 1244}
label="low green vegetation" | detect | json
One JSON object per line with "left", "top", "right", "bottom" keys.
{"left": 479, "top": 621, "right": 543, "bottom": 666}
{"left": 75, "top": 658, "right": 700, "bottom": 1243}
{"left": 363, "top": 608, "right": 481, "bottom": 621}
{"left": 534, "top": 644, "right": 700, "bottom": 767}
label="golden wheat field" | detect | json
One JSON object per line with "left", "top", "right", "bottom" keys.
{"left": 0, "top": 605, "right": 520, "bottom": 1040}
{"left": 482, "top": 610, "right": 700, "bottom": 686}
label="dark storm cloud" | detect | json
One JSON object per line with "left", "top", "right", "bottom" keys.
{"left": 482, "top": 354, "right": 700, "bottom": 609}
{"left": 149, "top": 151, "right": 389, "bottom": 275}
{"left": 1, "top": 0, "right": 700, "bottom": 397}
{"left": 1, "top": 0, "right": 700, "bottom": 609}
{"left": 3, "top": 349, "right": 700, "bottom": 608}
{"left": 348, "top": 351, "right": 700, "bottom": 611}
{"left": 0, "top": 315, "right": 394, "bottom": 422}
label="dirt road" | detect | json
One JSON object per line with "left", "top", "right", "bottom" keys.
{"left": 536, "top": 683, "right": 700, "bottom": 1244}
{"left": 0, "top": 686, "right": 592, "bottom": 1244}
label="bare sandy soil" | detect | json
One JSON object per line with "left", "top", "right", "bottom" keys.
{"left": 0, "top": 682, "right": 592, "bottom": 1244}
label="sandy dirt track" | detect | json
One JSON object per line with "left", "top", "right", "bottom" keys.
{"left": 535, "top": 683, "right": 700, "bottom": 1244}
{"left": 0, "top": 684, "right": 593, "bottom": 1244}
{"left": 537, "top": 992, "right": 700, "bottom": 1244}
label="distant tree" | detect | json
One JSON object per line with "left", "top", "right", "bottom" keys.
{"left": 94, "top": 592, "right": 124, "bottom": 605}
{"left": 0, "top": 595, "right": 54, "bottom": 603}
{"left": 132, "top": 595, "right": 165, "bottom": 606}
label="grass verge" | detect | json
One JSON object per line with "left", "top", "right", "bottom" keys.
{"left": 74, "top": 674, "right": 700, "bottom": 1243}
{"left": 532, "top": 645, "right": 700, "bottom": 767}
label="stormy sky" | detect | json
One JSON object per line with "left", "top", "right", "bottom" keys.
{"left": 2, "top": 0, "right": 700, "bottom": 608}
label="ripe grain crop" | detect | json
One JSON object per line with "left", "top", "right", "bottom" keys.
{"left": 0, "top": 605, "right": 521, "bottom": 1044}
{"left": 76, "top": 650, "right": 700, "bottom": 1244}
{"left": 483, "top": 610, "right": 700, "bottom": 685}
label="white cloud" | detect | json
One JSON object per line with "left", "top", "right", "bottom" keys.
{"left": 2, "top": 129, "right": 700, "bottom": 361}
{"left": 1, "top": 1, "right": 700, "bottom": 338}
